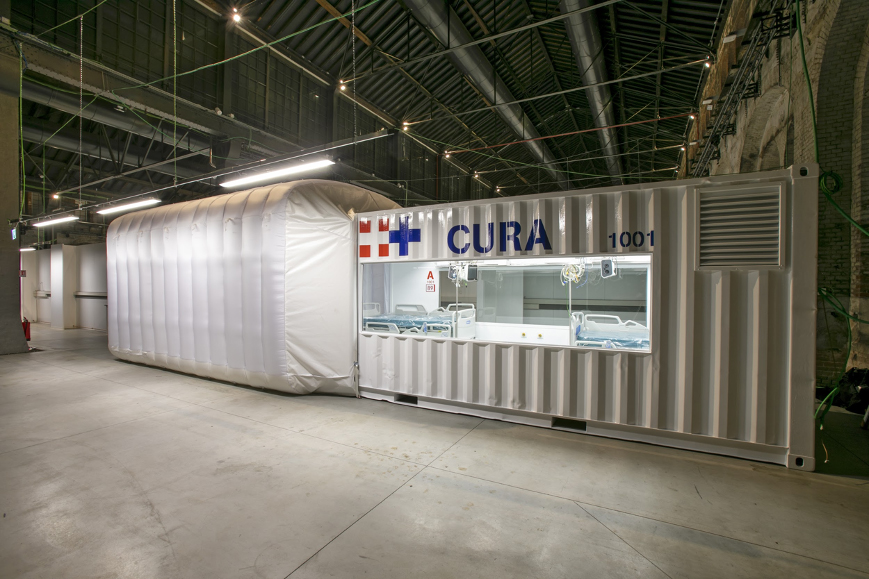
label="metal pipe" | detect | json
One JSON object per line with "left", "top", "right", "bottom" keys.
{"left": 22, "top": 117, "right": 208, "bottom": 179}
{"left": 403, "top": 0, "right": 566, "bottom": 189}
{"left": 20, "top": 80, "right": 214, "bottom": 155}
{"left": 560, "top": 0, "right": 624, "bottom": 184}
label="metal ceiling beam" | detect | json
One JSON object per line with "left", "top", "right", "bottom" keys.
{"left": 457, "top": 0, "right": 572, "bottom": 174}
{"left": 309, "top": 0, "right": 529, "bottom": 192}
{"left": 350, "top": 0, "right": 623, "bottom": 82}
{"left": 560, "top": 0, "right": 623, "bottom": 184}
{"left": 622, "top": 1, "right": 712, "bottom": 54}
{"left": 409, "top": 59, "right": 704, "bottom": 126}
{"left": 24, "top": 156, "right": 203, "bottom": 199}
{"left": 518, "top": 0, "right": 597, "bottom": 183}
{"left": 651, "top": 0, "right": 670, "bottom": 176}
{"left": 404, "top": 0, "right": 566, "bottom": 188}
{"left": 0, "top": 31, "right": 296, "bottom": 157}
{"left": 11, "top": 79, "right": 215, "bottom": 158}
{"left": 21, "top": 117, "right": 210, "bottom": 180}
{"left": 607, "top": 3, "right": 630, "bottom": 174}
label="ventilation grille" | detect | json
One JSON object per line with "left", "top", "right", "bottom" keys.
{"left": 699, "top": 189, "right": 781, "bottom": 268}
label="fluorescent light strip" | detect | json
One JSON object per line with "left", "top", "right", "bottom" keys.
{"left": 19, "top": 247, "right": 35, "bottom": 252}
{"left": 33, "top": 216, "right": 79, "bottom": 228}
{"left": 220, "top": 159, "right": 335, "bottom": 188}
{"left": 97, "top": 198, "right": 161, "bottom": 215}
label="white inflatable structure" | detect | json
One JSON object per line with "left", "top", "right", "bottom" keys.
{"left": 106, "top": 180, "right": 397, "bottom": 394}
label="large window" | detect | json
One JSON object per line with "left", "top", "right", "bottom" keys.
{"left": 361, "top": 256, "right": 651, "bottom": 351}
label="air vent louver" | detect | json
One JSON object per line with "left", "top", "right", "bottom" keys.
{"left": 698, "top": 188, "right": 781, "bottom": 268}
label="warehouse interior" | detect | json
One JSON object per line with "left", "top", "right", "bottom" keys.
{"left": 1, "top": 0, "right": 868, "bottom": 577}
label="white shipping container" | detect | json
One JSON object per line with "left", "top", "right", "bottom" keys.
{"left": 356, "top": 165, "right": 818, "bottom": 470}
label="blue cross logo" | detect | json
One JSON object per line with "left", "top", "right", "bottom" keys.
{"left": 388, "top": 216, "right": 421, "bottom": 256}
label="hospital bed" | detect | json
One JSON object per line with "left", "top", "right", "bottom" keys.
{"left": 363, "top": 303, "right": 476, "bottom": 339}
{"left": 570, "top": 312, "right": 649, "bottom": 350}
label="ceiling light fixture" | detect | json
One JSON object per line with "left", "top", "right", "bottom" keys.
{"left": 19, "top": 247, "right": 35, "bottom": 252}
{"left": 704, "top": 62, "right": 711, "bottom": 68}
{"left": 33, "top": 216, "right": 79, "bottom": 228}
{"left": 97, "top": 198, "right": 162, "bottom": 215}
{"left": 52, "top": 194, "right": 59, "bottom": 199}
{"left": 689, "top": 114, "right": 695, "bottom": 120}
{"left": 219, "top": 159, "right": 335, "bottom": 188}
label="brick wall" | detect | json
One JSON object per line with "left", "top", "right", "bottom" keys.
{"left": 848, "top": 28, "right": 869, "bottom": 368}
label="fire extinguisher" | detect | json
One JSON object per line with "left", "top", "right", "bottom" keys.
{"left": 22, "top": 317, "right": 30, "bottom": 341}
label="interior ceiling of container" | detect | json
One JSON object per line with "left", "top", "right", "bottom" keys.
{"left": 10, "top": 0, "right": 726, "bottom": 243}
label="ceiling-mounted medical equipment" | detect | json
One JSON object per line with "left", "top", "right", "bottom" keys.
{"left": 449, "top": 263, "right": 477, "bottom": 286}
{"left": 561, "top": 262, "right": 586, "bottom": 285}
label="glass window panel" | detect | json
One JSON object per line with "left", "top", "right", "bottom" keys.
{"left": 361, "top": 256, "right": 651, "bottom": 351}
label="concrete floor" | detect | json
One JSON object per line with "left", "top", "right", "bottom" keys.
{"left": 1, "top": 325, "right": 868, "bottom": 579}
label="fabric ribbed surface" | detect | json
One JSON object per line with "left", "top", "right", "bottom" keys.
{"left": 107, "top": 179, "right": 397, "bottom": 394}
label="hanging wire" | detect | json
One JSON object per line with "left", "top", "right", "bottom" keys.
{"left": 173, "top": 0, "right": 177, "bottom": 190}
{"left": 110, "top": 0, "right": 384, "bottom": 96}
{"left": 35, "top": 0, "right": 110, "bottom": 39}
{"left": 18, "top": 45, "right": 25, "bottom": 219}
{"left": 79, "top": 15, "right": 83, "bottom": 209}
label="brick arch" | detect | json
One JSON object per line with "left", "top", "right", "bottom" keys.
{"left": 815, "top": 2, "right": 869, "bottom": 296}
{"left": 809, "top": 1, "right": 869, "bottom": 382}
{"left": 846, "top": 25, "right": 869, "bottom": 367}
{"left": 738, "top": 86, "right": 786, "bottom": 173}
{"left": 759, "top": 138, "right": 781, "bottom": 171}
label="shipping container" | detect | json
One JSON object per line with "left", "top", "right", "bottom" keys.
{"left": 356, "top": 165, "right": 818, "bottom": 470}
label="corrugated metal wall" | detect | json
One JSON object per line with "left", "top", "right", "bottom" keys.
{"left": 358, "top": 167, "right": 818, "bottom": 469}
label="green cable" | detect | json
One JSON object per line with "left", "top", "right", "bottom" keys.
{"left": 815, "top": 288, "right": 858, "bottom": 426}
{"left": 794, "top": 0, "right": 843, "bottom": 199}
{"left": 19, "top": 49, "right": 25, "bottom": 218}
{"left": 793, "top": 0, "right": 866, "bottom": 431}
{"left": 35, "top": 0, "right": 111, "bottom": 39}
{"left": 414, "top": 133, "right": 621, "bottom": 179}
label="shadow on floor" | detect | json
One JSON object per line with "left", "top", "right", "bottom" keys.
{"left": 814, "top": 407, "right": 869, "bottom": 479}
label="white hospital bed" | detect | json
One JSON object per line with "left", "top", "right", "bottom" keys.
{"left": 570, "top": 311, "right": 649, "bottom": 350}
{"left": 362, "top": 303, "right": 476, "bottom": 338}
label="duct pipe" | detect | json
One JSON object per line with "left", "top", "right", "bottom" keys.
{"left": 19, "top": 80, "right": 214, "bottom": 155}
{"left": 560, "top": 0, "right": 623, "bottom": 184}
{"left": 403, "top": 0, "right": 567, "bottom": 189}
{"left": 22, "top": 117, "right": 209, "bottom": 179}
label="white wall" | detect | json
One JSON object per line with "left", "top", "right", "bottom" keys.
{"left": 390, "top": 262, "right": 440, "bottom": 312}
{"left": 75, "top": 243, "right": 107, "bottom": 330}
{"left": 20, "top": 249, "right": 51, "bottom": 323}
{"left": 51, "top": 245, "right": 76, "bottom": 329}
{"left": 36, "top": 250, "right": 52, "bottom": 323}
{"left": 19, "top": 251, "right": 38, "bottom": 322}
{"left": 20, "top": 244, "right": 107, "bottom": 329}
